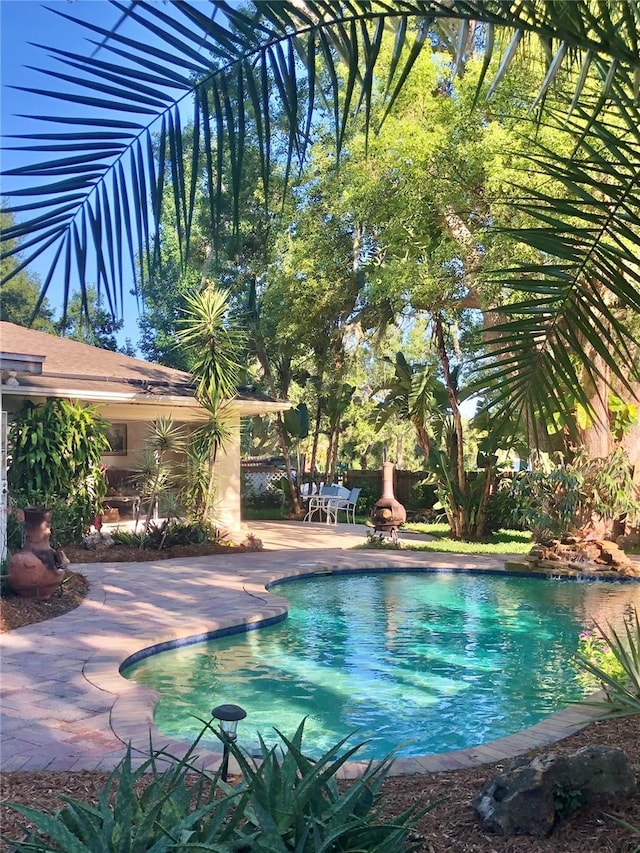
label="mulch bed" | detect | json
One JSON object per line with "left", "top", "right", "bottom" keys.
{"left": 1, "top": 717, "right": 639, "bottom": 851}
{"left": 2, "top": 553, "right": 640, "bottom": 851}
{"left": 0, "top": 571, "right": 89, "bottom": 632}
{"left": 61, "top": 538, "right": 263, "bottom": 563}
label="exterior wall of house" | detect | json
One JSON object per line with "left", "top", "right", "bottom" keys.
{"left": 212, "top": 413, "right": 242, "bottom": 538}
{"left": 100, "top": 419, "right": 150, "bottom": 471}
{"left": 3, "top": 395, "right": 245, "bottom": 537}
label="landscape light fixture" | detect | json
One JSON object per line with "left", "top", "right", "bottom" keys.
{"left": 211, "top": 703, "right": 247, "bottom": 781}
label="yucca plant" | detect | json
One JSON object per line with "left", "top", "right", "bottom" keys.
{"left": 131, "top": 417, "right": 186, "bottom": 535}
{"left": 573, "top": 608, "right": 640, "bottom": 716}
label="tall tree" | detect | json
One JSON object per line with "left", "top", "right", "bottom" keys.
{"left": 0, "top": 210, "right": 55, "bottom": 331}
{"left": 1, "top": 1, "right": 639, "bottom": 443}
{"left": 57, "top": 287, "right": 134, "bottom": 353}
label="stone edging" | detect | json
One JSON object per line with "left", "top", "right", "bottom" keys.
{"left": 85, "top": 556, "right": 615, "bottom": 778}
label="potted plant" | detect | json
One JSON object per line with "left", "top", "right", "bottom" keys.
{"left": 6, "top": 398, "right": 110, "bottom": 597}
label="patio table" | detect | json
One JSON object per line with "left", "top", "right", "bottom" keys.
{"left": 302, "top": 485, "right": 350, "bottom": 524}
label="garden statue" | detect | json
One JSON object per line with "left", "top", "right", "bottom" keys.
{"left": 7, "top": 508, "right": 68, "bottom": 599}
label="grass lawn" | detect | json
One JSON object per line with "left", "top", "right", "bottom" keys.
{"left": 386, "top": 523, "right": 533, "bottom": 555}
{"left": 242, "top": 507, "right": 289, "bottom": 520}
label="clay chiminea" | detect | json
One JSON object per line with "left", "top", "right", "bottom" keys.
{"left": 371, "top": 462, "right": 406, "bottom": 543}
{"left": 8, "top": 508, "right": 66, "bottom": 599}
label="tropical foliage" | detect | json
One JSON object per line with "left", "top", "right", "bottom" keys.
{"left": 6, "top": 719, "right": 426, "bottom": 852}
{"left": 509, "top": 447, "right": 639, "bottom": 541}
{"left": 1, "top": 0, "right": 639, "bottom": 449}
{"left": 7, "top": 399, "right": 109, "bottom": 542}
{"left": 573, "top": 608, "right": 640, "bottom": 717}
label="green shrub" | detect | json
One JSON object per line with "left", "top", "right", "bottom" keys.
{"left": 345, "top": 481, "right": 377, "bottom": 516}
{"left": 575, "top": 628, "right": 627, "bottom": 691}
{"left": 509, "top": 448, "right": 639, "bottom": 542}
{"left": 7, "top": 399, "right": 109, "bottom": 540}
{"left": 110, "top": 520, "right": 217, "bottom": 551}
{"left": 6, "top": 730, "right": 242, "bottom": 853}
{"left": 482, "top": 485, "right": 523, "bottom": 537}
{"left": 6, "top": 720, "right": 428, "bottom": 852}
{"left": 411, "top": 480, "right": 438, "bottom": 513}
{"left": 110, "top": 529, "right": 144, "bottom": 548}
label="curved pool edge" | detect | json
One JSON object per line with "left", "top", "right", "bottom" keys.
{"left": 105, "top": 554, "right": 617, "bottom": 778}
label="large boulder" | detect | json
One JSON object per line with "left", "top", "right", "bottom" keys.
{"left": 473, "top": 745, "right": 636, "bottom": 837}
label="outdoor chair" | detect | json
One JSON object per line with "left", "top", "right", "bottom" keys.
{"left": 335, "top": 487, "right": 362, "bottom": 524}
{"left": 303, "top": 484, "right": 350, "bottom": 524}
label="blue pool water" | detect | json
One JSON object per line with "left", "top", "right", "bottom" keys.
{"left": 123, "top": 571, "right": 640, "bottom": 759}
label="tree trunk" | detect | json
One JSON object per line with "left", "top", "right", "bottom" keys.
{"left": 577, "top": 351, "right": 612, "bottom": 459}
{"left": 254, "top": 340, "right": 301, "bottom": 515}
{"left": 434, "top": 315, "right": 469, "bottom": 539}
{"left": 310, "top": 393, "right": 323, "bottom": 479}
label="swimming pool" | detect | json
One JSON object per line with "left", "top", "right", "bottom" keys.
{"left": 123, "top": 571, "right": 640, "bottom": 759}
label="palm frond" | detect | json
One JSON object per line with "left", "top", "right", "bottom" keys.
{"left": 474, "top": 91, "right": 640, "bottom": 431}
{"left": 2, "top": 1, "right": 640, "bottom": 431}
{"left": 2, "top": 1, "right": 639, "bottom": 312}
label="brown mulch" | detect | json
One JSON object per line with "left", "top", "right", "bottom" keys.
{"left": 61, "top": 538, "right": 263, "bottom": 564}
{"left": 1, "top": 717, "right": 639, "bottom": 851}
{"left": 0, "top": 570, "right": 89, "bottom": 632}
{"left": 2, "top": 554, "right": 640, "bottom": 851}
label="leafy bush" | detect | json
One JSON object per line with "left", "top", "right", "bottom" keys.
{"left": 345, "top": 481, "right": 377, "bottom": 516}
{"left": 575, "top": 629, "right": 627, "bottom": 691}
{"left": 5, "top": 513, "right": 22, "bottom": 552}
{"left": 241, "top": 471, "right": 286, "bottom": 511}
{"left": 411, "top": 479, "right": 438, "bottom": 512}
{"left": 509, "top": 448, "right": 639, "bottom": 541}
{"left": 109, "top": 529, "right": 144, "bottom": 548}
{"left": 6, "top": 720, "right": 428, "bottom": 852}
{"left": 111, "top": 520, "right": 217, "bottom": 551}
{"left": 481, "top": 483, "right": 523, "bottom": 537}
{"left": 7, "top": 399, "right": 109, "bottom": 540}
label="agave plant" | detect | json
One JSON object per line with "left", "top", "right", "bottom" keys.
{"left": 1, "top": 1, "right": 639, "bottom": 433}
{"left": 574, "top": 608, "right": 640, "bottom": 716}
{"left": 6, "top": 718, "right": 428, "bottom": 852}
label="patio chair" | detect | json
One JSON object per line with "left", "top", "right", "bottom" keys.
{"left": 303, "top": 485, "right": 349, "bottom": 524}
{"left": 335, "top": 487, "right": 362, "bottom": 524}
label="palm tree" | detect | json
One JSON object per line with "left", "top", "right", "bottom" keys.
{"left": 177, "top": 283, "right": 244, "bottom": 521}
{"left": 1, "top": 1, "right": 639, "bottom": 437}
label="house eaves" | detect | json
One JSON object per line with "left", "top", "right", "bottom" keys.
{"left": 0, "top": 322, "right": 291, "bottom": 416}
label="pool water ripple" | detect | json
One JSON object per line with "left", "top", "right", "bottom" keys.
{"left": 124, "top": 571, "right": 640, "bottom": 759}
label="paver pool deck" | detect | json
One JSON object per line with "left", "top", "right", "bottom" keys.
{"left": 1, "top": 521, "right": 609, "bottom": 778}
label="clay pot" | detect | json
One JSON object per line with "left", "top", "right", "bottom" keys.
{"left": 7, "top": 507, "right": 65, "bottom": 599}
{"left": 7, "top": 551, "right": 65, "bottom": 599}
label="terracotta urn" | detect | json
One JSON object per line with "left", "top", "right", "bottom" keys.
{"left": 7, "top": 508, "right": 66, "bottom": 599}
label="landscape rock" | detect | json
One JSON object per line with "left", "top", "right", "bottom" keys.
{"left": 511, "top": 536, "right": 640, "bottom": 578}
{"left": 473, "top": 745, "right": 636, "bottom": 837}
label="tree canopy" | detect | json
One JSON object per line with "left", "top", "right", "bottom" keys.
{"left": 1, "top": 0, "right": 639, "bottom": 442}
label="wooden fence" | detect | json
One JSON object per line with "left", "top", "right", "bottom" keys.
{"left": 344, "top": 469, "right": 434, "bottom": 509}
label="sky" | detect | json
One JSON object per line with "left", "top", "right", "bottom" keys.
{"left": 1, "top": 1, "right": 144, "bottom": 343}
{"left": 1, "top": 0, "right": 212, "bottom": 349}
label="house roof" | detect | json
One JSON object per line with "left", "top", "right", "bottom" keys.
{"left": 0, "top": 322, "right": 289, "bottom": 416}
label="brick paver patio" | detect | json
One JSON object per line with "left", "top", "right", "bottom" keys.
{"left": 1, "top": 521, "right": 603, "bottom": 777}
